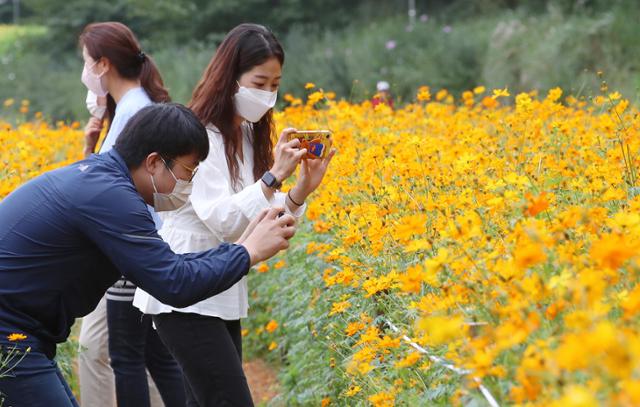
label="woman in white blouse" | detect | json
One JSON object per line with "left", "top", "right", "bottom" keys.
{"left": 133, "top": 23, "right": 334, "bottom": 405}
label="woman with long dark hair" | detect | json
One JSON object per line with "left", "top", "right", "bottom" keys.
{"left": 134, "top": 23, "right": 334, "bottom": 405}
{"left": 78, "top": 21, "right": 185, "bottom": 407}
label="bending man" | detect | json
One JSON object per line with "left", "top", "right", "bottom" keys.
{"left": 0, "top": 103, "right": 297, "bottom": 407}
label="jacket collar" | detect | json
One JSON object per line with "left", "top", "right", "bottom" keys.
{"left": 105, "top": 149, "right": 135, "bottom": 185}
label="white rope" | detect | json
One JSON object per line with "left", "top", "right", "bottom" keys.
{"left": 383, "top": 318, "right": 500, "bottom": 407}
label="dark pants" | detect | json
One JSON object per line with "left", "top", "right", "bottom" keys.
{"left": 107, "top": 299, "right": 186, "bottom": 407}
{"left": 153, "top": 312, "right": 253, "bottom": 407}
{"left": 0, "top": 347, "right": 79, "bottom": 407}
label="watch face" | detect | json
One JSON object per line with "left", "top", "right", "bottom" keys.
{"left": 262, "top": 171, "right": 276, "bottom": 187}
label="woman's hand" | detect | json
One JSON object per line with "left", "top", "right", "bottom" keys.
{"left": 83, "top": 117, "right": 103, "bottom": 157}
{"left": 269, "top": 128, "right": 307, "bottom": 183}
{"left": 288, "top": 148, "right": 336, "bottom": 205}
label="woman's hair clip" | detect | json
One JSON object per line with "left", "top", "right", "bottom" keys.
{"left": 137, "top": 51, "right": 146, "bottom": 62}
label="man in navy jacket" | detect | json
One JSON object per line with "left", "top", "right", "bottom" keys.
{"left": 0, "top": 103, "right": 296, "bottom": 406}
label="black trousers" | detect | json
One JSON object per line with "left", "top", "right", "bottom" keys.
{"left": 153, "top": 312, "right": 254, "bottom": 407}
{"left": 107, "top": 299, "right": 186, "bottom": 407}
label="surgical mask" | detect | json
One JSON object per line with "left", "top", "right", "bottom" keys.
{"left": 85, "top": 90, "right": 107, "bottom": 118}
{"left": 150, "top": 160, "right": 192, "bottom": 211}
{"left": 81, "top": 61, "right": 108, "bottom": 97}
{"left": 233, "top": 84, "right": 277, "bottom": 123}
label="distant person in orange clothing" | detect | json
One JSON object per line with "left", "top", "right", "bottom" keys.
{"left": 371, "top": 80, "right": 394, "bottom": 109}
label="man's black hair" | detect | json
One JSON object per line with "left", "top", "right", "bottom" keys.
{"left": 114, "top": 103, "right": 209, "bottom": 168}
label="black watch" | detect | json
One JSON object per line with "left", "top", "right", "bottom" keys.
{"left": 261, "top": 171, "right": 282, "bottom": 189}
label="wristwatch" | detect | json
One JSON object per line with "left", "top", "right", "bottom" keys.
{"left": 261, "top": 171, "right": 282, "bottom": 190}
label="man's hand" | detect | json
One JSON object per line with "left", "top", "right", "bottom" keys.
{"left": 236, "top": 207, "right": 296, "bottom": 266}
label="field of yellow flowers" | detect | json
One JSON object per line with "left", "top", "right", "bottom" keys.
{"left": 246, "top": 85, "right": 640, "bottom": 406}
{"left": 2, "top": 84, "right": 640, "bottom": 406}
{"left": 0, "top": 100, "right": 83, "bottom": 199}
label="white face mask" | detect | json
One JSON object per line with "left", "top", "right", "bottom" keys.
{"left": 233, "top": 84, "right": 277, "bottom": 123}
{"left": 85, "top": 90, "right": 107, "bottom": 119}
{"left": 81, "top": 61, "right": 108, "bottom": 97}
{"left": 150, "top": 159, "right": 192, "bottom": 211}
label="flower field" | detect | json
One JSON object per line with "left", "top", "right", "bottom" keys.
{"left": 247, "top": 86, "right": 640, "bottom": 406}
{"left": 2, "top": 84, "right": 640, "bottom": 406}
{"left": 0, "top": 104, "right": 83, "bottom": 198}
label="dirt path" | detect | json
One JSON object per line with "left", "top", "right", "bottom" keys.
{"left": 244, "top": 359, "right": 281, "bottom": 404}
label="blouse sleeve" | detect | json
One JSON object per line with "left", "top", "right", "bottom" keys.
{"left": 190, "top": 129, "right": 304, "bottom": 243}
{"left": 273, "top": 191, "right": 306, "bottom": 218}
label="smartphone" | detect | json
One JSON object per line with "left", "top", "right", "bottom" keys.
{"left": 288, "top": 130, "right": 333, "bottom": 159}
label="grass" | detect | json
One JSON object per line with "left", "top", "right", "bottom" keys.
{"left": 56, "top": 320, "right": 80, "bottom": 399}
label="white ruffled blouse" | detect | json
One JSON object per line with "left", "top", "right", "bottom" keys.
{"left": 133, "top": 123, "right": 305, "bottom": 319}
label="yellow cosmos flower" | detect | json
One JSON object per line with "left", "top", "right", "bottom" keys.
{"left": 492, "top": 87, "right": 510, "bottom": 98}
{"left": 328, "top": 300, "right": 351, "bottom": 316}
{"left": 7, "top": 333, "right": 27, "bottom": 342}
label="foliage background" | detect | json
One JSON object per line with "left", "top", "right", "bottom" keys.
{"left": 1, "top": 0, "right": 639, "bottom": 121}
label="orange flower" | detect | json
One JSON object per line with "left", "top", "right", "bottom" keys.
{"left": 481, "top": 95, "right": 499, "bottom": 108}
{"left": 621, "top": 285, "right": 640, "bottom": 318}
{"left": 398, "top": 264, "right": 431, "bottom": 294}
{"left": 345, "top": 321, "right": 365, "bottom": 336}
{"left": 255, "top": 263, "right": 269, "bottom": 273}
{"left": 265, "top": 320, "right": 278, "bottom": 333}
{"left": 514, "top": 241, "right": 547, "bottom": 270}
{"left": 313, "top": 220, "right": 331, "bottom": 233}
{"left": 395, "top": 352, "right": 422, "bottom": 368}
{"left": 523, "top": 192, "right": 549, "bottom": 217}
{"left": 7, "top": 333, "right": 27, "bottom": 342}
{"left": 591, "top": 233, "right": 636, "bottom": 269}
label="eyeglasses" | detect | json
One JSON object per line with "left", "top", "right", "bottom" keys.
{"left": 162, "top": 157, "right": 199, "bottom": 182}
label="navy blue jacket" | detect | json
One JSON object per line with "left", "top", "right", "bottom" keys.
{"left": 0, "top": 150, "right": 250, "bottom": 356}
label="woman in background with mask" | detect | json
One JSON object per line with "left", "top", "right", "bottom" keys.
{"left": 78, "top": 21, "right": 185, "bottom": 407}
{"left": 133, "top": 23, "right": 334, "bottom": 405}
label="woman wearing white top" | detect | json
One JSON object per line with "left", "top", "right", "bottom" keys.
{"left": 134, "top": 23, "right": 334, "bottom": 405}
{"left": 78, "top": 21, "right": 184, "bottom": 407}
